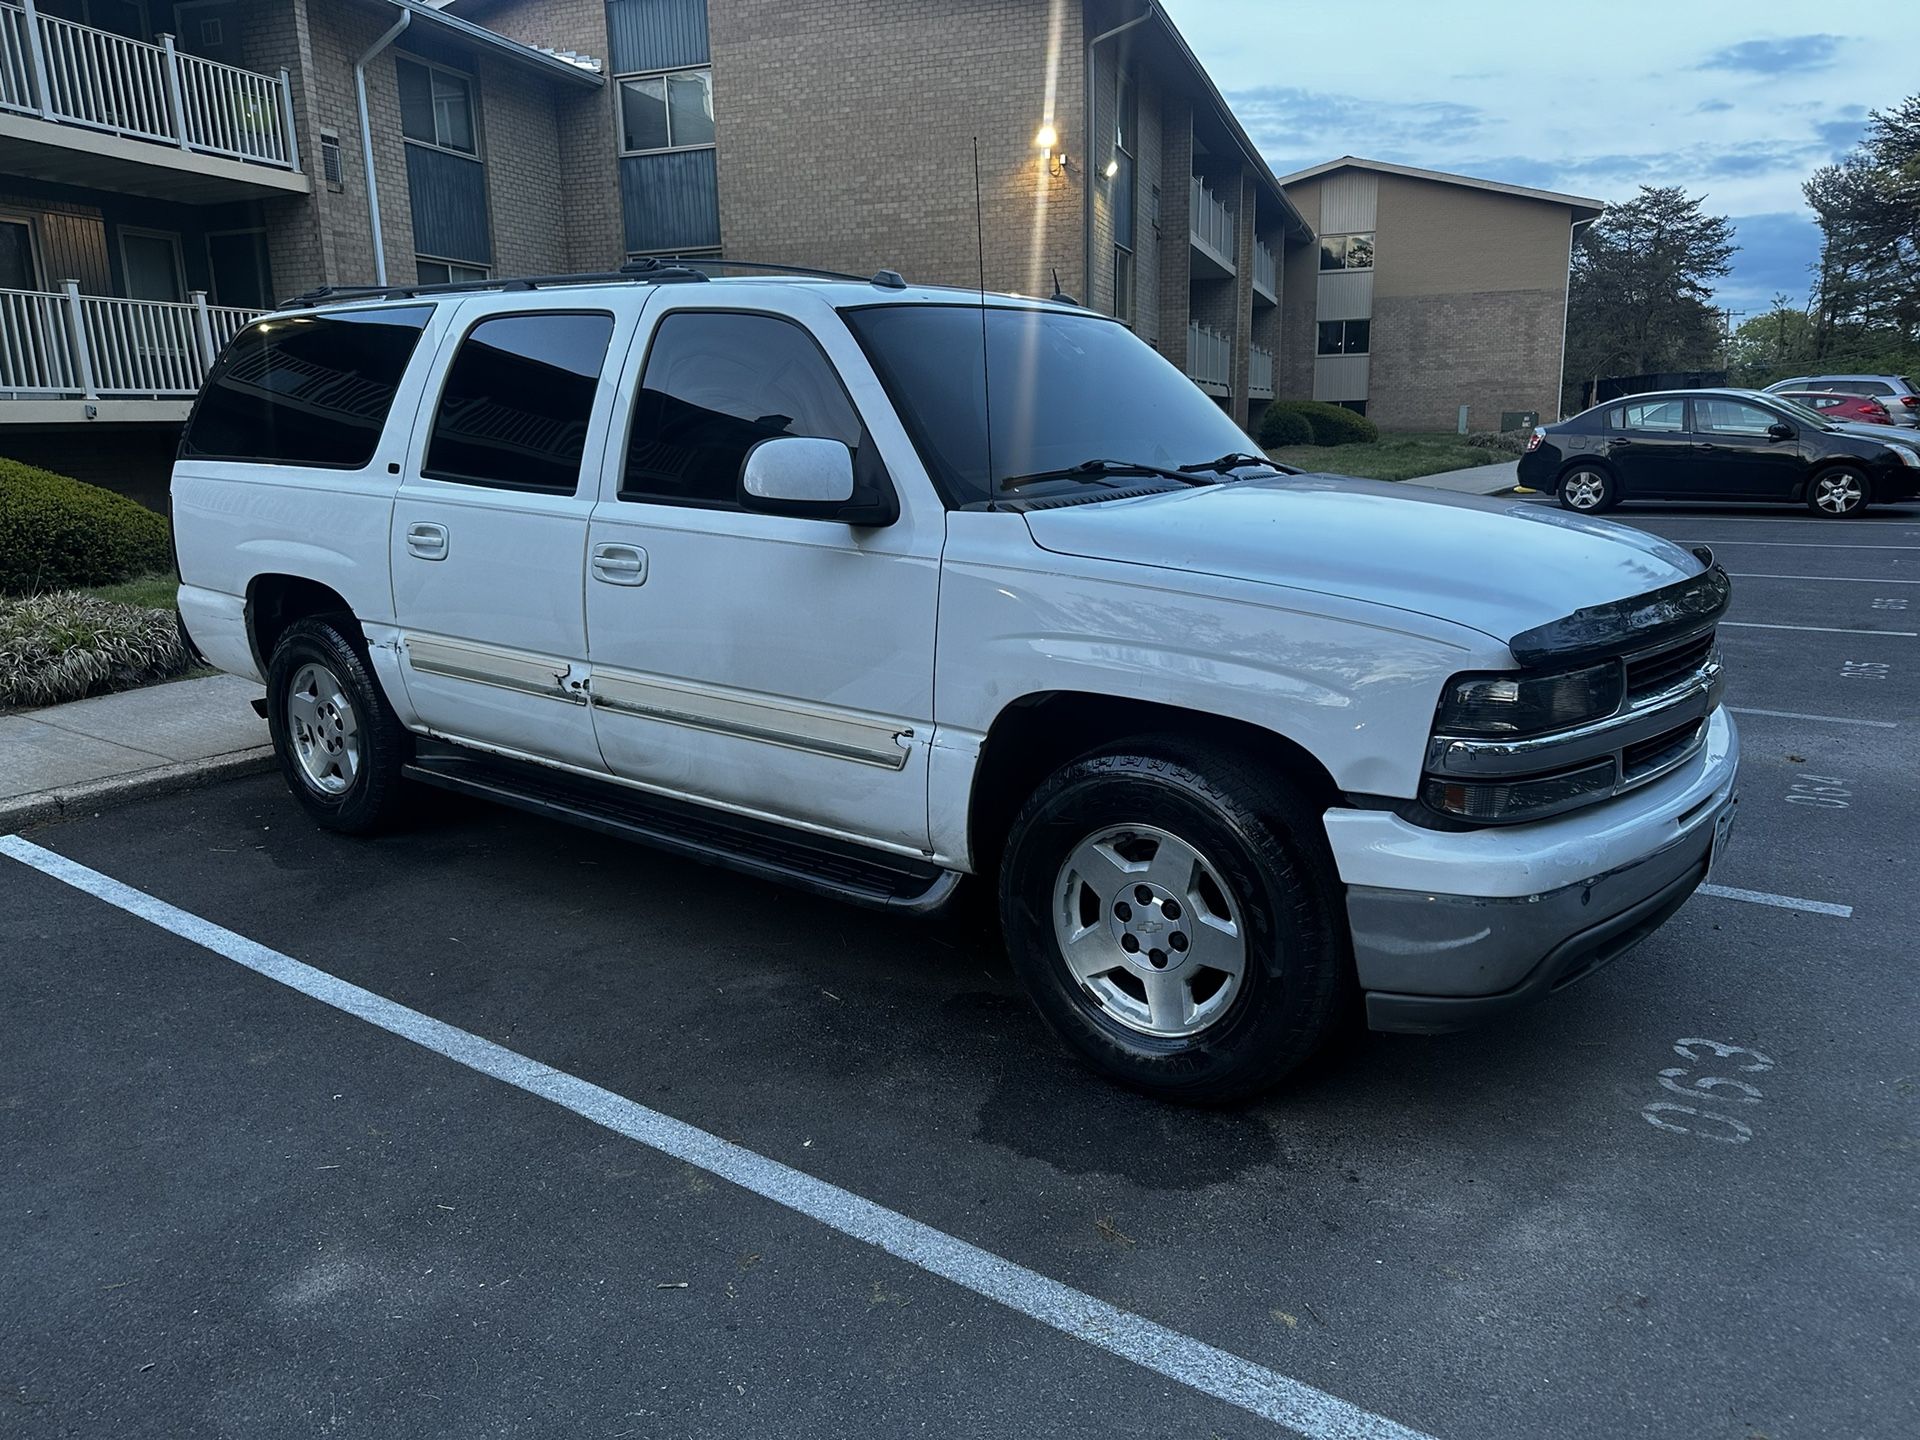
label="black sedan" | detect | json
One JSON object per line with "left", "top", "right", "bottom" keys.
{"left": 1518, "top": 388, "right": 1920, "bottom": 518}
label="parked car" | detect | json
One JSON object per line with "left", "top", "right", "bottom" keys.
{"left": 1522, "top": 388, "right": 1920, "bottom": 517}
{"left": 172, "top": 263, "right": 1739, "bottom": 1102}
{"left": 1764, "top": 374, "right": 1919, "bottom": 428}
{"left": 1772, "top": 390, "right": 1892, "bottom": 425}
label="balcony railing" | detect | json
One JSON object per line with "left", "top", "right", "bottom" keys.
{"left": 1185, "top": 322, "right": 1230, "bottom": 392}
{"left": 0, "top": 282, "right": 261, "bottom": 399}
{"left": 1189, "top": 175, "right": 1235, "bottom": 272}
{"left": 1253, "top": 241, "right": 1277, "bottom": 302}
{"left": 1249, "top": 345, "right": 1275, "bottom": 400}
{"left": 0, "top": 0, "right": 298, "bottom": 169}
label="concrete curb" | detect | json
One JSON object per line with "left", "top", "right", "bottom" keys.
{"left": 0, "top": 746, "right": 276, "bottom": 833}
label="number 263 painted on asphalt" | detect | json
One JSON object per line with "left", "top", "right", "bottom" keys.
{"left": 1641, "top": 1038, "right": 1776, "bottom": 1145}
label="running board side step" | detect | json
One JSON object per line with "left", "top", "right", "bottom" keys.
{"left": 402, "top": 741, "right": 962, "bottom": 915}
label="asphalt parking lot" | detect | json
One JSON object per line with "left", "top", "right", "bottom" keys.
{"left": 4, "top": 498, "right": 1916, "bottom": 1440}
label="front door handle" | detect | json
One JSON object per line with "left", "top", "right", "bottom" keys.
{"left": 592, "top": 542, "right": 648, "bottom": 586}
{"left": 406, "top": 521, "right": 448, "bottom": 560}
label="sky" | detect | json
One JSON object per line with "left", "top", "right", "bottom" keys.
{"left": 1163, "top": 0, "right": 1913, "bottom": 320}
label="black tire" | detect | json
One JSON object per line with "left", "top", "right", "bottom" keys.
{"left": 1557, "top": 463, "right": 1618, "bottom": 514}
{"left": 1806, "top": 466, "right": 1870, "bottom": 517}
{"left": 998, "top": 742, "right": 1350, "bottom": 1104}
{"left": 264, "top": 615, "right": 411, "bottom": 834}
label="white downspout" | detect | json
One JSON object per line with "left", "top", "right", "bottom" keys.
{"left": 355, "top": 9, "right": 412, "bottom": 286}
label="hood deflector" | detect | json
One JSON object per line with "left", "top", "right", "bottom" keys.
{"left": 1508, "top": 548, "right": 1731, "bottom": 668}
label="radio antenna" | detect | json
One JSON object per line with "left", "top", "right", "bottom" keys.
{"left": 973, "top": 137, "right": 996, "bottom": 512}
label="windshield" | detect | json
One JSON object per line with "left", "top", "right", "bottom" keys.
{"left": 1764, "top": 394, "right": 1836, "bottom": 429}
{"left": 842, "top": 304, "right": 1265, "bottom": 506}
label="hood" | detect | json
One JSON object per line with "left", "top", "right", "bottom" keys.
{"left": 1022, "top": 474, "right": 1707, "bottom": 648}
{"left": 1826, "top": 421, "right": 1919, "bottom": 450}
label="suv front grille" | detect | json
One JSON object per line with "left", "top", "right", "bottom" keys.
{"left": 1626, "top": 632, "right": 1716, "bottom": 701}
{"left": 1424, "top": 627, "right": 1723, "bottom": 823}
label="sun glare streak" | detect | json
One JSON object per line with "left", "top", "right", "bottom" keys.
{"left": 1025, "top": 0, "right": 1067, "bottom": 300}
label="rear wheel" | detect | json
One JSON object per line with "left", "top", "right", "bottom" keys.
{"left": 265, "top": 615, "right": 410, "bottom": 833}
{"left": 999, "top": 742, "right": 1349, "bottom": 1103}
{"left": 1557, "top": 465, "right": 1617, "bottom": 513}
{"left": 1806, "top": 466, "right": 1869, "bottom": 517}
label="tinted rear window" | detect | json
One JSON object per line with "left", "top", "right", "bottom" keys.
{"left": 182, "top": 307, "right": 432, "bottom": 468}
{"left": 423, "top": 312, "right": 614, "bottom": 493}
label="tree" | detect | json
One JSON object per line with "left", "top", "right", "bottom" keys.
{"left": 1805, "top": 95, "right": 1920, "bottom": 361}
{"left": 1725, "top": 298, "right": 1816, "bottom": 386}
{"left": 1564, "top": 185, "right": 1737, "bottom": 390}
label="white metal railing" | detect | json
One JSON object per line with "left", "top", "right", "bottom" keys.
{"left": 0, "top": 0, "right": 297, "bottom": 170}
{"left": 1185, "top": 322, "right": 1230, "bottom": 391}
{"left": 0, "top": 282, "right": 262, "bottom": 398}
{"left": 1249, "top": 345, "right": 1275, "bottom": 399}
{"left": 1189, "top": 175, "right": 1236, "bottom": 267}
{"left": 1253, "top": 241, "right": 1277, "bottom": 300}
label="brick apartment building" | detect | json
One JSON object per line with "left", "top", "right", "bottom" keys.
{"left": 1276, "top": 157, "right": 1602, "bottom": 432}
{"left": 0, "top": 2, "right": 1598, "bottom": 504}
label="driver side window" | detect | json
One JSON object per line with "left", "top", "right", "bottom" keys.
{"left": 621, "top": 311, "right": 866, "bottom": 508}
{"left": 1695, "top": 399, "right": 1775, "bottom": 436}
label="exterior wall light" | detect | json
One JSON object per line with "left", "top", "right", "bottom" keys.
{"left": 1034, "top": 123, "right": 1059, "bottom": 150}
{"left": 1104, "top": 157, "right": 1119, "bottom": 179}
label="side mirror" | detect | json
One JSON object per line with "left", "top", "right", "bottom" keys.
{"left": 1766, "top": 422, "right": 1795, "bottom": 441}
{"left": 738, "top": 434, "right": 895, "bottom": 526}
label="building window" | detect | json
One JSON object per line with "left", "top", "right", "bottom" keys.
{"left": 618, "top": 68, "right": 715, "bottom": 154}
{"left": 397, "top": 57, "right": 476, "bottom": 155}
{"left": 424, "top": 312, "right": 616, "bottom": 494}
{"left": 1114, "top": 246, "right": 1134, "bottom": 326}
{"left": 1334, "top": 399, "right": 1367, "bottom": 416}
{"left": 1109, "top": 66, "right": 1136, "bottom": 324}
{"left": 1318, "top": 232, "right": 1374, "bottom": 272}
{"left": 416, "top": 258, "right": 491, "bottom": 286}
{"left": 1316, "top": 319, "right": 1370, "bottom": 356}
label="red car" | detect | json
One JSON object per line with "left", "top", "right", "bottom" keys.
{"left": 1774, "top": 390, "right": 1893, "bottom": 425}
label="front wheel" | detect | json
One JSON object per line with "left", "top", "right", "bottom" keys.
{"left": 1557, "top": 465, "right": 1617, "bottom": 513}
{"left": 265, "top": 615, "right": 410, "bottom": 833}
{"left": 1806, "top": 467, "right": 1869, "bottom": 517}
{"left": 998, "top": 744, "right": 1349, "bottom": 1103}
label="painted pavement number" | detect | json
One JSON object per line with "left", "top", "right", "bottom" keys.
{"left": 1641, "top": 1039, "right": 1776, "bottom": 1145}
{"left": 1840, "top": 660, "right": 1890, "bottom": 681}
{"left": 1784, "top": 773, "right": 1851, "bottom": 810}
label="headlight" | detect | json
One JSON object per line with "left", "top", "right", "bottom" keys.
{"left": 1434, "top": 660, "right": 1625, "bottom": 737}
{"left": 1888, "top": 445, "right": 1920, "bottom": 468}
{"left": 1423, "top": 760, "right": 1618, "bottom": 822}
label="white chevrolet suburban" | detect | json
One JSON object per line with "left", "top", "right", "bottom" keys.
{"left": 172, "top": 261, "right": 1739, "bottom": 1101}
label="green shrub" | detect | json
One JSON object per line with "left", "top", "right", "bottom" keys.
{"left": 1257, "top": 399, "right": 1379, "bottom": 447}
{"left": 0, "top": 456, "right": 172, "bottom": 596}
{"left": 0, "top": 591, "right": 188, "bottom": 709}
{"left": 1256, "top": 404, "right": 1314, "bottom": 447}
{"left": 1464, "top": 429, "right": 1529, "bottom": 455}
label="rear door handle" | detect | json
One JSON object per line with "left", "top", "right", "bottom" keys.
{"left": 406, "top": 521, "right": 448, "bottom": 560}
{"left": 592, "top": 542, "right": 647, "bottom": 586}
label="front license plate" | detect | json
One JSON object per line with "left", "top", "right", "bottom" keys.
{"left": 1707, "top": 795, "right": 1738, "bottom": 878}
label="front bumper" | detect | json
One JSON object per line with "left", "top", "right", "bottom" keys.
{"left": 1326, "top": 707, "right": 1739, "bottom": 1034}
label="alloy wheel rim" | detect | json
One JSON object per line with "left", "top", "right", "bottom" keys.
{"left": 1052, "top": 823, "right": 1248, "bottom": 1038}
{"left": 1565, "top": 472, "right": 1604, "bottom": 509}
{"left": 287, "top": 661, "right": 361, "bottom": 796}
{"left": 1815, "top": 475, "right": 1861, "bottom": 513}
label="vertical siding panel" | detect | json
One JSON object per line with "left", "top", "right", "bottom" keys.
{"left": 620, "top": 148, "right": 719, "bottom": 252}
{"left": 405, "top": 147, "right": 493, "bottom": 264}
{"left": 607, "top": 0, "right": 711, "bottom": 73}
{"left": 1319, "top": 171, "right": 1377, "bottom": 235}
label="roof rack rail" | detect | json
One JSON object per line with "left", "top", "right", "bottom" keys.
{"left": 279, "top": 256, "right": 914, "bottom": 310}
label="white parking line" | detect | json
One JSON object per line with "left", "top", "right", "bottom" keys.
{"left": 1686, "top": 541, "right": 1920, "bottom": 550}
{"left": 1721, "top": 621, "right": 1919, "bottom": 637}
{"left": 0, "top": 834, "right": 1437, "bottom": 1440}
{"left": 1728, "top": 706, "right": 1898, "bottom": 729}
{"left": 1698, "top": 884, "right": 1853, "bottom": 918}
{"left": 1727, "top": 573, "right": 1920, "bottom": 584}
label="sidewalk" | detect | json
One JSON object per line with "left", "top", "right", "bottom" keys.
{"left": 0, "top": 672, "right": 272, "bottom": 830}
{"left": 1403, "top": 460, "right": 1521, "bottom": 495}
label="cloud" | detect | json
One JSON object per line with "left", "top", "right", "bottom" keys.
{"left": 1813, "top": 114, "right": 1868, "bottom": 155}
{"left": 1717, "top": 212, "right": 1824, "bottom": 312}
{"left": 1694, "top": 99, "right": 1734, "bottom": 114}
{"left": 1698, "top": 35, "right": 1842, "bottom": 74}
{"left": 1224, "top": 85, "right": 1485, "bottom": 171}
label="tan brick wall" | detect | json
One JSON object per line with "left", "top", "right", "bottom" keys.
{"left": 706, "top": 0, "right": 1086, "bottom": 298}
{"left": 1368, "top": 289, "right": 1566, "bottom": 431}
{"left": 475, "top": 52, "right": 569, "bottom": 276}
{"left": 1372, "top": 173, "right": 1573, "bottom": 297}
{"left": 446, "top": 0, "right": 624, "bottom": 270}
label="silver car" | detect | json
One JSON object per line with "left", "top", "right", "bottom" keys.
{"left": 1765, "top": 374, "right": 1919, "bottom": 428}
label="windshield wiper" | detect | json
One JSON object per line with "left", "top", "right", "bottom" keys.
{"left": 1179, "top": 451, "right": 1281, "bottom": 476}
{"left": 999, "top": 458, "right": 1218, "bottom": 492}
